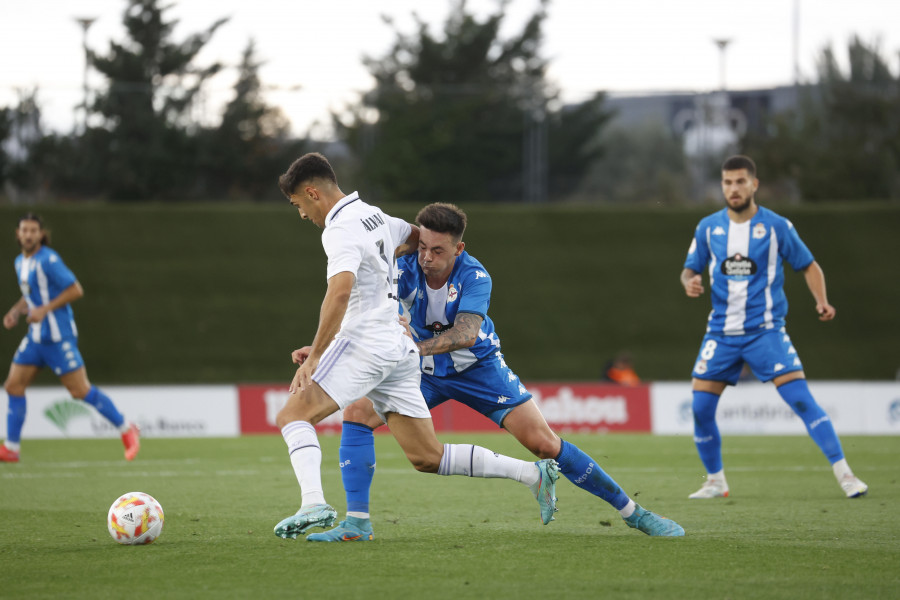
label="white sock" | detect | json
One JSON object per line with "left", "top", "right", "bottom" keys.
{"left": 118, "top": 422, "right": 132, "bottom": 434}
{"left": 4, "top": 441, "right": 21, "bottom": 452}
{"left": 347, "top": 511, "right": 370, "bottom": 520}
{"left": 437, "top": 444, "right": 538, "bottom": 487}
{"left": 618, "top": 499, "right": 637, "bottom": 518}
{"left": 281, "top": 421, "right": 326, "bottom": 506}
{"left": 832, "top": 458, "right": 853, "bottom": 480}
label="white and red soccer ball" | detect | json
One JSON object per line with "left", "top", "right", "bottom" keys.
{"left": 107, "top": 492, "right": 165, "bottom": 545}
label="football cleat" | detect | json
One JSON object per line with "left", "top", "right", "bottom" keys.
{"left": 688, "top": 478, "right": 729, "bottom": 499}
{"left": 121, "top": 423, "right": 141, "bottom": 461}
{"left": 533, "top": 459, "right": 560, "bottom": 525}
{"left": 306, "top": 517, "right": 374, "bottom": 542}
{"left": 274, "top": 503, "right": 337, "bottom": 539}
{"left": 839, "top": 474, "right": 868, "bottom": 498}
{"left": 623, "top": 505, "right": 685, "bottom": 537}
{"left": 0, "top": 445, "right": 20, "bottom": 463}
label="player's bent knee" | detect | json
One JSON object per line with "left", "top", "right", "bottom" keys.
{"left": 406, "top": 451, "right": 441, "bottom": 473}
{"left": 531, "top": 438, "right": 562, "bottom": 460}
{"left": 343, "top": 400, "right": 381, "bottom": 428}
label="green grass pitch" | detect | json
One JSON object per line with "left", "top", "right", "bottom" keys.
{"left": 1, "top": 433, "right": 897, "bottom": 599}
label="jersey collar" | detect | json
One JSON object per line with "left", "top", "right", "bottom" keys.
{"left": 325, "top": 191, "right": 361, "bottom": 227}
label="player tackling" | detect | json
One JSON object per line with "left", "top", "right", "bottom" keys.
{"left": 272, "top": 153, "right": 560, "bottom": 539}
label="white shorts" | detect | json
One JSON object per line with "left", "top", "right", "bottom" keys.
{"left": 312, "top": 337, "right": 431, "bottom": 422}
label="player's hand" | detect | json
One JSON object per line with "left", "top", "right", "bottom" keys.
{"left": 816, "top": 302, "right": 836, "bottom": 321}
{"left": 291, "top": 346, "right": 312, "bottom": 365}
{"left": 3, "top": 312, "right": 19, "bottom": 329}
{"left": 684, "top": 274, "right": 705, "bottom": 297}
{"left": 398, "top": 314, "right": 414, "bottom": 340}
{"left": 289, "top": 358, "right": 318, "bottom": 395}
{"left": 26, "top": 306, "right": 49, "bottom": 324}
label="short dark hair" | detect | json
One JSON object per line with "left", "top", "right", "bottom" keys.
{"left": 415, "top": 203, "right": 467, "bottom": 241}
{"left": 722, "top": 155, "right": 757, "bottom": 177}
{"left": 17, "top": 212, "right": 50, "bottom": 246}
{"left": 277, "top": 153, "right": 338, "bottom": 199}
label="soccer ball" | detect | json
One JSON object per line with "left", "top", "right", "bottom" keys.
{"left": 107, "top": 492, "right": 165, "bottom": 545}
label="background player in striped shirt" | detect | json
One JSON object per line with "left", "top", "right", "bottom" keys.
{"left": 680, "top": 155, "right": 867, "bottom": 499}
{"left": 1, "top": 213, "right": 140, "bottom": 463}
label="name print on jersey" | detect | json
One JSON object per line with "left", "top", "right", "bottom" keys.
{"left": 360, "top": 212, "right": 385, "bottom": 232}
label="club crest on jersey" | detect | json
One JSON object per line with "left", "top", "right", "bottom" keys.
{"left": 721, "top": 254, "right": 757, "bottom": 279}
{"left": 752, "top": 223, "right": 767, "bottom": 239}
{"left": 427, "top": 321, "right": 454, "bottom": 335}
{"left": 447, "top": 283, "right": 458, "bottom": 303}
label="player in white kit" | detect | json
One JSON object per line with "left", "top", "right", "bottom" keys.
{"left": 272, "top": 153, "right": 560, "bottom": 539}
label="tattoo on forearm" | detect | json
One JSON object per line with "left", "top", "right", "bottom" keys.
{"left": 418, "top": 313, "right": 482, "bottom": 356}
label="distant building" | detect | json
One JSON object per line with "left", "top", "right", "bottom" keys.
{"left": 605, "top": 85, "right": 803, "bottom": 157}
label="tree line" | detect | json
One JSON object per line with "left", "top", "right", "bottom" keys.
{"left": 1, "top": 0, "right": 898, "bottom": 204}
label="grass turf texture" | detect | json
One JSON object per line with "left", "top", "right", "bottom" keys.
{"left": 0, "top": 434, "right": 896, "bottom": 599}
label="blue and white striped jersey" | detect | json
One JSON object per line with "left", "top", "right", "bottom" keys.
{"left": 684, "top": 206, "right": 814, "bottom": 336}
{"left": 15, "top": 246, "right": 79, "bottom": 343}
{"left": 397, "top": 251, "right": 502, "bottom": 377}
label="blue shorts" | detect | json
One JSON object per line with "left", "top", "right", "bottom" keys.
{"left": 13, "top": 336, "right": 85, "bottom": 376}
{"left": 421, "top": 356, "right": 532, "bottom": 427}
{"left": 691, "top": 328, "right": 803, "bottom": 385}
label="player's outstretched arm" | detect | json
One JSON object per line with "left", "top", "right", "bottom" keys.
{"left": 395, "top": 226, "right": 420, "bottom": 258}
{"left": 802, "top": 261, "right": 836, "bottom": 321}
{"left": 680, "top": 268, "right": 704, "bottom": 298}
{"left": 290, "top": 271, "right": 354, "bottom": 393}
{"left": 416, "top": 312, "right": 483, "bottom": 356}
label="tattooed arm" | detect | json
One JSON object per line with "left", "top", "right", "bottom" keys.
{"left": 416, "top": 312, "right": 483, "bottom": 356}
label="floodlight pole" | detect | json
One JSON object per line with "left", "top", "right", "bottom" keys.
{"left": 74, "top": 17, "right": 97, "bottom": 133}
{"left": 713, "top": 38, "right": 731, "bottom": 91}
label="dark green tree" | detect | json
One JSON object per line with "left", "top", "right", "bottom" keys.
{"left": 88, "top": 0, "right": 227, "bottom": 199}
{"left": 0, "top": 89, "right": 50, "bottom": 202}
{"left": 742, "top": 37, "right": 900, "bottom": 201}
{"left": 574, "top": 122, "right": 691, "bottom": 204}
{"left": 336, "top": 0, "right": 610, "bottom": 203}
{"left": 0, "top": 106, "right": 10, "bottom": 191}
{"left": 199, "top": 39, "right": 301, "bottom": 200}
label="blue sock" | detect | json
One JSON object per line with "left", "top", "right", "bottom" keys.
{"left": 693, "top": 390, "right": 723, "bottom": 473}
{"left": 83, "top": 386, "right": 125, "bottom": 428}
{"left": 6, "top": 395, "right": 26, "bottom": 443}
{"left": 777, "top": 379, "right": 844, "bottom": 463}
{"left": 340, "top": 421, "right": 377, "bottom": 514}
{"left": 555, "top": 439, "right": 630, "bottom": 510}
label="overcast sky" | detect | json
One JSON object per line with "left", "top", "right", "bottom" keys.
{"left": 1, "top": 0, "right": 897, "bottom": 137}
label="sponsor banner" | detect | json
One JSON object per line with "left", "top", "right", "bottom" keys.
{"left": 0, "top": 385, "right": 240, "bottom": 440}
{"left": 238, "top": 384, "right": 345, "bottom": 434}
{"left": 651, "top": 381, "right": 900, "bottom": 435}
{"left": 236, "top": 382, "right": 652, "bottom": 434}
{"left": 530, "top": 383, "right": 651, "bottom": 433}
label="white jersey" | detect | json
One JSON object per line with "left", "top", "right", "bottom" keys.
{"left": 321, "top": 191, "right": 413, "bottom": 359}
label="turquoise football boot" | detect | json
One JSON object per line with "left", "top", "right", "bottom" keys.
{"left": 533, "top": 459, "right": 560, "bottom": 525}
{"left": 307, "top": 516, "right": 374, "bottom": 542}
{"left": 623, "top": 504, "right": 685, "bottom": 536}
{"left": 274, "top": 503, "right": 337, "bottom": 539}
